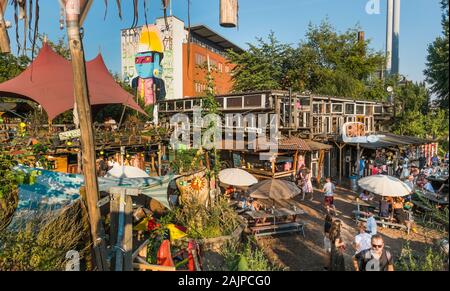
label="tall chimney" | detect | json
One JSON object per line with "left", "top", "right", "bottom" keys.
{"left": 386, "top": 0, "right": 394, "bottom": 75}
{"left": 392, "top": 0, "right": 400, "bottom": 75}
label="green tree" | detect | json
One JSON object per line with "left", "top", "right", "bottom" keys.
{"left": 34, "top": 35, "right": 71, "bottom": 60}
{"left": 0, "top": 53, "right": 30, "bottom": 83}
{"left": 391, "top": 82, "right": 430, "bottom": 137}
{"left": 424, "top": 0, "right": 449, "bottom": 110}
{"left": 226, "top": 32, "right": 292, "bottom": 92}
{"left": 227, "top": 21, "right": 386, "bottom": 100}
{"left": 391, "top": 81, "right": 449, "bottom": 152}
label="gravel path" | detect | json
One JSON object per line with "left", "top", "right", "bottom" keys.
{"left": 256, "top": 186, "right": 444, "bottom": 271}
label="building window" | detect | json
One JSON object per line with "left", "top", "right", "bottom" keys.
{"left": 345, "top": 103, "right": 355, "bottom": 115}
{"left": 356, "top": 104, "right": 365, "bottom": 115}
{"left": 218, "top": 63, "right": 223, "bottom": 73}
{"left": 225, "top": 66, "right": 230, "bottom": 73}
{"left": 195, "top": 53, "right": 206, "bottom": 66}
{"left": 331, "top": 104, "right": 343, "bottom": 114}
{"left": 209, "top": 58, "right": 218, "bottom": 69}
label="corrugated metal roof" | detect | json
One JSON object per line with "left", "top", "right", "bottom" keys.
{"left": 189, "top": 25, "right": 244, "bottom": 53}
{"left": 279, "top": 137, "right": 312, "bottom": 151}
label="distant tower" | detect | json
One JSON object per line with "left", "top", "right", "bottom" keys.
{"left": 386, "top": 0, "right": 400, "bottom": 76}
{"left": 386, "top": 0, "right": 393, "bottom": 75}
{"left": 392, "top": 0, "right": 401, "bottom": 75}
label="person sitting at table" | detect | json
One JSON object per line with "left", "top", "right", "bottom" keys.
{"left": 359, "top": 190, "right": 374, "bottom": 201}
{"left": 393, "top": 198, "right": 407, "bottom": 224}
{"left": 411, "top": 167, "right": 420, "bottom": 177}
{"left": 224, "top": 185, "right": 235, "bottom": 201}
{"left": 404, "top": 175, "right": 416, "bottom": 202}
{"left": 416, "top": 175, "right": 426, "bottom": 189}
{"left": 423, "top": 166, "right": 433, "bottom": 177}
{"left": 423, "top": 179, "right": 436, "bottom": 193}
{"left": 379, "top": 197, "right": 391, "bottom": 219}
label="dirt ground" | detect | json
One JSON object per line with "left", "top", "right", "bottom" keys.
{"left": 255, "top": 186, "right": 446, "bottom": 271}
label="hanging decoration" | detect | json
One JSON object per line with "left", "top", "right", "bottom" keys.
{"left": 3, "top": 0, "right": 39, "bottom": 57}
{"left": 220, "top": 0, "right": 238, "bottom": 28}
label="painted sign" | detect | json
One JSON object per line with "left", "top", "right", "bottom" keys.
{"left": 59, "top": 129, "right": 81, "bottom": 141}
{"left": 245, "top": 127, "right": 263, "bottom": 134}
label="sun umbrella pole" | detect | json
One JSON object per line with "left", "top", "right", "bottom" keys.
{"left": 63, "top": 0, "right": 108, "bottom": 271}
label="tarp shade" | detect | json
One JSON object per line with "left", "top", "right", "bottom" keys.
{"left": 0, "top": 44, "right": 145, "bottom": 120}
{"left": 347, "top": 132, "right": 433, "bottom": 150}
{"left": 17, "top": 166, "right": 175, "bottom": 211}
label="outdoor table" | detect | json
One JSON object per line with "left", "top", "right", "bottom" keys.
{"left": 427, "top": 175, "right": 449, "bottom": 183}
{"left": 415, "top": 189, "right": 449, "bottom": 205}
{"left": 354, "top": 199, "right": 378, "bottom": 218}
{"left": 246, "top": 207, "right": 305, "bottom": 226}
{"left": 246, "top": 208, "right": 306, "bottom": 237}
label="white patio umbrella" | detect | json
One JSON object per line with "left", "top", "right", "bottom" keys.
{"left": 106, "top": 165, "right": 150, "bottom": 179}
{"left": 357, "top": 175, "right": 412, "bottom": 197}
{"left": 218, "top": 168, "right": 258, "bottom": 187}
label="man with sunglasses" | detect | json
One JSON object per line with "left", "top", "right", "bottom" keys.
{"left": 353, "top": 234, "right": 394, "bottom": 271}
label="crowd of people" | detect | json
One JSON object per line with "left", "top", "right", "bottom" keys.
{"left": 323, "top": 215, "right": 394, "bottom": 271}
{"left": 297, "top": 151, "right": 449, "bottom": 271}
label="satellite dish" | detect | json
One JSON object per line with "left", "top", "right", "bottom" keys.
{"left": 386, "top": 86, "right": 394, "bottom": 93}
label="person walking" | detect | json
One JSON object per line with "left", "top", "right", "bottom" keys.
{"left": 302, "top": 168, "right": 314, "bottom": 201}
{"left": 353, "top": 222, "right": 372, "bottom": 255}
{"left": 353, "top": 234, "right": 394, "bottom": 271}
{"left": 323, "top": 214, "right": 333, "bottom": 270}
{"left": 322, "top": 177, "right": 337, "bottom": 215}
{"left": 329, "top": 220, "right": 346, "bottom": 271}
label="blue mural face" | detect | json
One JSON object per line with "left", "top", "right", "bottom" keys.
{"left": 135, "top": 52, "right": 155, "bottom": 79}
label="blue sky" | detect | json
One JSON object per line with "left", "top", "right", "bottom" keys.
{"left": 5, "top": 0, "right": 444, "bottom": 83}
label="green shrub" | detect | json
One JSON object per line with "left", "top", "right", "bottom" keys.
{"left": 395, "top": 242, "right": 448, "bottom": 271}
{"left": 0, "top": 201, "right": 90, "bottom": 271}
{"left": 171, "top": 197, "right": 241, "bottom": 239}
{"left": 220, "top": 238, "right": 285, "bottom": 271}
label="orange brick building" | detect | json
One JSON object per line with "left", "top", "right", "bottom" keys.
{"left": 183, "top": 25, "right": 242, "bottom": 98}
{"left": 121, "top": 19, "right": 242, "bottom": 100}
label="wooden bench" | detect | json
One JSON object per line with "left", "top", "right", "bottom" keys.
{"left": 251, "top": 222, "right": 305, "bottom": 238}
{"left": 357, "top": 217, "right": 410, "bottom": 234}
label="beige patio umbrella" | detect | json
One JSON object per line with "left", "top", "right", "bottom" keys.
{"left": 218, "top": 168, "right": 258, "bottom": 187}
{"left": 357, "top": 175, "right": 412, "bottom": 197}
{"left": 247, "top": 179, "right": 301, "bottom": 200}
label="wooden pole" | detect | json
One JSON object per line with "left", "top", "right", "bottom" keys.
{"left": 158, "top": 143, "right": 162, "bottom": 176}
{"left": 356, "top": 143, "right": 361, "bottom": 178}
{"left": 338, "top": 143, "right": 345, "bottom": 183}
{"left": 64, "top": 0, "right": 108, "bottom": 271}
{"left": 309, "top": 94, "right": 314, "bottom": 140}
{"left": 0, "top": 0, "right": 10, "bottom": 53}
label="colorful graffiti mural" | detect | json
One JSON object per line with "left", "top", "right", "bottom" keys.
{"left": 132, "top": 25, "right": 166, "bottom": 106}
{"left": 341, "top": 122, "right": 385, "bottom": 144}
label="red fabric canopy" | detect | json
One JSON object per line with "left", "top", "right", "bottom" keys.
{"left": 0, "top": 43, "right": 145, "bottom": 120}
